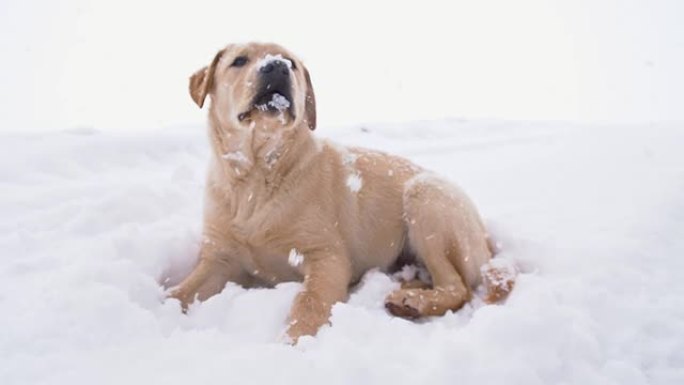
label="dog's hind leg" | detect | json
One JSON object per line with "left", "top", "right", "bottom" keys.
{"left": 385, "top": 174, "right": 491, "bottom": 318}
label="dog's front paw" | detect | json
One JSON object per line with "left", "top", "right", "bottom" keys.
{"left": 285, "top": 291, "right": 329, "bottom": 343}
{"left": 285, "top": 318, "right": 320, "bottom": 344}
{"left": 166, "top": 288, "right": 192, "bottom": 313}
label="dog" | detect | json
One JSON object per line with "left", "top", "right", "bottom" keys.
{"left": 169, "top": 42, "right": 513, "bottom": 342}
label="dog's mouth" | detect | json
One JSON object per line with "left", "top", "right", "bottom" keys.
{"left": 238, "top": 89, "right": 295, "bottom": 122}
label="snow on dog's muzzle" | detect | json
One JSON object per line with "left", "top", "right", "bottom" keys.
{"left": 252, "top": 55, "right": 294, "bottom": 115}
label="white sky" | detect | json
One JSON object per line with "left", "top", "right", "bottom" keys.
{"left": 1, "top": 0, "right": 682, "bottom": 131}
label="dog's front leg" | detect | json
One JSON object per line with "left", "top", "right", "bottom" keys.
{"left": 286, "top": 251, "right": 351, "bottom": 343}
{"left": 168, "top": 243, "right": 244, "bottom": 311}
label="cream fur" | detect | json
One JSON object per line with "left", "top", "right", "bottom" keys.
{"left": 170, "top": 42, "right": 495, "bottom": 342}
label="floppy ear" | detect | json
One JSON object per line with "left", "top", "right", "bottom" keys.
{"left": 189, "top": 49, "right": 225, "bottom": 108}
{"left": 303, "top": 67, "right": 317, "bottom": 130}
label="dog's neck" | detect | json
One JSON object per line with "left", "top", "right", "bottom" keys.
{"left": 207, "top": 111, "right": 316, "bottom": 190}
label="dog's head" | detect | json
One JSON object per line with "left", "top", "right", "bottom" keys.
{"left": 189, "top": 42, "right": 316, "bottom": 131}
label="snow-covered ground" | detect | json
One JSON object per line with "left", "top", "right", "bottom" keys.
{"left": 1, "top": 120, "right": 683, "bottom": 384}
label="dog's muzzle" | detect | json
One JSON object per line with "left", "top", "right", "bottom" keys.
{"left": 239, "top": 58, "right": 295, "bottom": 121}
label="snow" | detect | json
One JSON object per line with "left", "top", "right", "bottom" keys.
{"left": 2, "top": 120, "right": 684, "bottom": 384}
{"left": 341, "top": 151, "right": 358, "bottom": 166}
{"left": 288, "top": 248, "right": 304, "bottom": 267}
{"left": 392, "top": 264, "right": 431, "bottom": 284}
{"left": 221, "top": 151, "right": 250, "bottom": 164}
{"left": 345, "top": 173, "right": 363, "bottom": 193}
{"left": 256, "top": 54, "right": 293, "bottom": 71}
{"left": 255, "top": 94, "right": 291, "bottom": 117}
{"left": 341, "top": 150, "right": 363, "bottom": 193}
{"left": 268, "top": 93, "right": 291, "bottom": 112}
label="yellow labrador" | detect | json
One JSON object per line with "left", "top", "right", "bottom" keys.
{"left": 170, "top": 42, "right": 513, "bottom": 342}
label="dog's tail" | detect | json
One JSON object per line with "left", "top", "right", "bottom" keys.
{"left": 481, "top": 236, "right": 518, "bottom": 303}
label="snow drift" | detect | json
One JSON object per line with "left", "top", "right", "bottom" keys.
{"left": 1, "top": 120, "right": 683, "bottom": 384}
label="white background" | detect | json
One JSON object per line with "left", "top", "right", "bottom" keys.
{"left": 1, "top": 0, "right": 683, "bottom": 131}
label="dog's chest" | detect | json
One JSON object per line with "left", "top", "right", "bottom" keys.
{"left": 232, "top": 223, "right": 302, "bottom": 284}
{"left": 226, "top": 194, "right": 284, "bottom": 247}
{"left": 224, "top": 192, "right": 302, "bottom": 281}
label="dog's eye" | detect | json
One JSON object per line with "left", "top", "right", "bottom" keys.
{"left": 231, "top": 56, "right": 248, "bottom": 67}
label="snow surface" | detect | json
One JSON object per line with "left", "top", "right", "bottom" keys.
{"left": 1, "top": 120, "right": 684, "bottom": 384}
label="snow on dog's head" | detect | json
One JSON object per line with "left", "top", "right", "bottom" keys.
{"left": 189, "top": 42, "right": 316, "bottom": 132}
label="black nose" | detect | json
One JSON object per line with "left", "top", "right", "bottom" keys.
{"left": 259, "top": 60, "right": 290, "bottom": 76}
